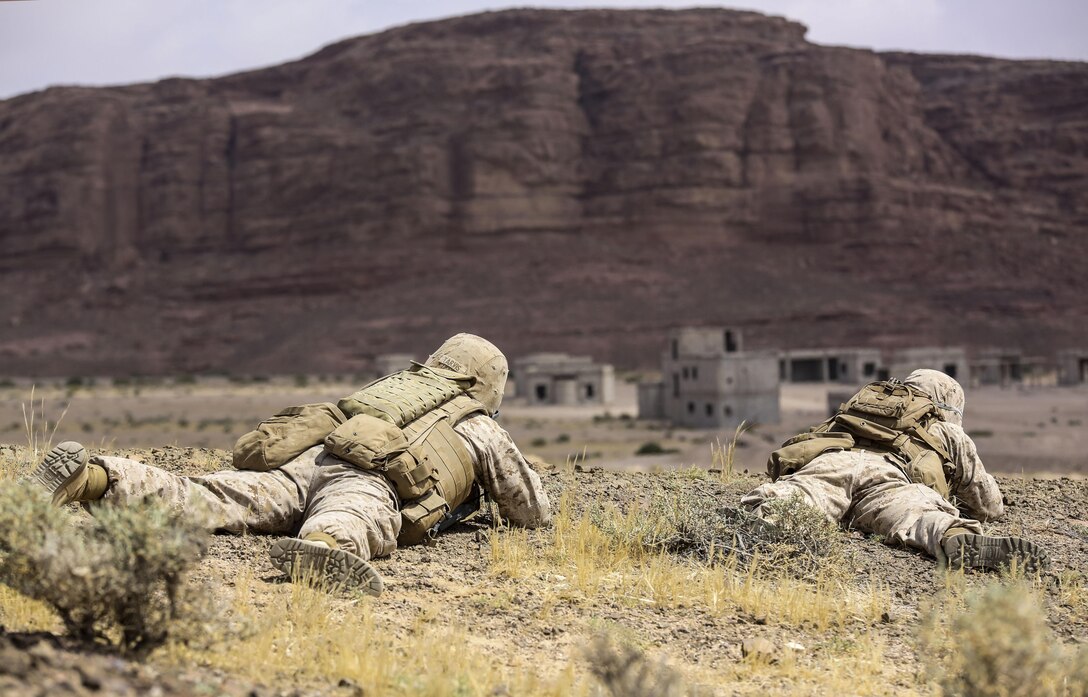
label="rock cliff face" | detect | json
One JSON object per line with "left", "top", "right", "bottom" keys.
{"left": 1, "top": 9, "right": 1086, "bottom": 375}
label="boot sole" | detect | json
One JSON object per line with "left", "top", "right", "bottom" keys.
{"left": 269, "top": 538, "right": 384, "bottom": 596}
{"left": 30, "top": 441, "right": 88, "bottom": 506}
{"left": 946, "top": 533, "right": 1049, "bottom": 573}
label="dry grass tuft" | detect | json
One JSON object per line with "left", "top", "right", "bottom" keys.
{"left": 2, "top": 387, "right": 71, "bottom": 479}
{"left": 711, "top": 420, "right": 749, "bottom": 482}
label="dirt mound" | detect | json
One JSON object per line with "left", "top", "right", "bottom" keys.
{"left": 2, "top": 8, "right": 1088, "bottom": 375}
{"left": 1, "top": 443, "right": 1086, "bottom": 695}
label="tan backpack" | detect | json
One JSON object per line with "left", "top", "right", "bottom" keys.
{"left": 768, "top": 380, "right": 954, "bottom": 497}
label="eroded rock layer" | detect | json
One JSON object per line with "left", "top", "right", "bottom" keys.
{"left": 2, "top": 9, "right": 1086, "bottom": 374}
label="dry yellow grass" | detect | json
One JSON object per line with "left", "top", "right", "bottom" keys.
{"left": 490, "top": 482, "right": 889, "bottom": 631}
{"left": 164, "top": 567, "right": 590, "bottom": 697}
{"left": 0, "top": 583, "right": 60, "bottom": 633}
{"left": 712, "top": 420, "right": 750, "bottom": 482}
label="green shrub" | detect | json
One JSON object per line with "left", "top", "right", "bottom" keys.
{"left": 594, "top": 492, "right": 845, "bottom": 580}
{"left": 0, "top": 482, "right": 209, "bottom": 656}
{"left": 635, "top": 442, "right": 678, "bottom": 456}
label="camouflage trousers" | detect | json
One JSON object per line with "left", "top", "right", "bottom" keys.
{"left": 90, "top": 446, "right": 402, "bottom": 560}
{"left": 741, "top": 450, "right": 983, "bottom": 559}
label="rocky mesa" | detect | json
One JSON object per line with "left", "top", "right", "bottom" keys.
{"left": 1, "top": 8, "right": 1087, "bottom": 375}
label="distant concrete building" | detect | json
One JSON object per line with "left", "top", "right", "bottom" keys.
{"left": 1058, "top": 349, "right": 1088, "bottom": 386}
{"left": 1019, "top": 356, "right": 1058, "bottom": 387}
{"left": 374, "top": 353, "right": 415, "bottom": 376}
{"left": 969, "top": 349, "right": 1023, "bottom": 386}
{"left": 512, "top": 353, "right": 614, "bottom": 406}
{"left": 778, "top": 348, "right": 884, "bottom": 385}
{"left": 886, "top": 347, "right": 968, "bottom": 383}
{"left": 640, "top": 327, "right": 779, "bottom": 428}
{"left": 637, "top": 382, "right": 666, "bottom": 420}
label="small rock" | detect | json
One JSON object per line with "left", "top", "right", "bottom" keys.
{"left": 741, "top": 637, "right": 777, "bottom": 661}
{"left": 78, "top": 664, "right": 104, "bottom": 690}
{"left": 26, "top": 641, "right": 56, "bottom": 665}
{"left": 785, "top": 641, "right": 805, "bottom": 654}
{"left": 0, "top": 647, "right": 32, "bottom": 677}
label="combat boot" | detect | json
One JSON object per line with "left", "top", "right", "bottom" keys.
{"left": 941, "top": 531, "right": 1049, "bottom": 573}
{"left": 30, "top": 441, "right": 109, "bottom": 506}
{"left": 269, "top": 536, "right": 384, "bottom": 596}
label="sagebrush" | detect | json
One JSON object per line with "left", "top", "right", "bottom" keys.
{"left": 0, "top": 481, "right": 209, "bottom": 655}
{"left": 593, "top": 488, "right": 846, "bottom": 580}
{"left": 920, "top": 580, "right": 1088, "bottom": 697}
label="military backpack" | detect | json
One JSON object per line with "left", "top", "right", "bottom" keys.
{"left": 767, "top": 379, "right": 954, "bottom": 498}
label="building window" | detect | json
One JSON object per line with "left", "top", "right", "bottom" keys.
{"left": 682, "top": 367, "right": 689, "bottom": 379}
{"left": 943, "top": 363, "right": 957, "bottom": 379}
{"left": 863, "top": 362, "right": 876, "bottom": 377}
{"left": 705, "top": 403, "right": 713, "bottom": 416}
{"left": 535, "top": 384, "right": 548, "bottom": 401}
{"left": 724, "top": 330, "right": 737, "bottom": 353}
{"left": 779, "top": 359, "right": 787, "bottom": 380}
{"left": 584, "top": 383, "right": 595, "bottom": 399}
{"left": 723, "top": 405, "right": 733, "bottom": 416}
{"left": 726, "top": 376, "right": 733, "bottom": 385}
{"left": 672, "top": 373, "right": 680, "bottom": 398}
{"left": 692, "top": 366, "right": 699, "bottom": 380}
{"left": 671, "top": 339, "right": 678, "bottom": 360}
{"left": 687, "top": 402, "right": 695, "bottom": 414}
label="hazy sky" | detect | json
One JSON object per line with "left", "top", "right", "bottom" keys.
{"left": 1, "top": 0, "right": 1085, "bottom": 99}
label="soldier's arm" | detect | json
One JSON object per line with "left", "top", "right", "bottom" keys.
{"left": 454, "top": 415, "right": 553, "bottom": 528}
{"left": 931, "top": 421, "right": 1004, "bottom": 522}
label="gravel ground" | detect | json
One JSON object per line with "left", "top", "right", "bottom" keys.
{"left": 0, "top": 443, "right": 1085, "bottom": 695}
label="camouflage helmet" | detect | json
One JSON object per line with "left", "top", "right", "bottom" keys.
{"left": 425, "top": 333, "right": 508, "bottom": 416}
{"left": 904, "top": 369, "right": 965, "bottom": 426}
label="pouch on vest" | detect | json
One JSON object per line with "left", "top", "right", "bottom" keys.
{"left": 233, "top": 403, "right": 347, "bottom": 472}
{"left": 324, "top": 414, "right": 438, "bottom": 501}
{"left": 767, "top": 432, "right": 855, "bottom": 481}
{"left": 398, "top": 489, "right": 449, "bottom": 546}
{"left": 840, "top": 380, "right": 937, "bottom": 431}
{"left": 379, "top": 447, "right": 438, "bottom": 501}
{"left": 324, "top": 413, "right": 408, "bottom": 468}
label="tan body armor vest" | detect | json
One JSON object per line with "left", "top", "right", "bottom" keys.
{"left": 336, "top": 367, "right": 487, "bottom": 544}
{"left": 768, "top": 380, "right": 955, "bottom": 498}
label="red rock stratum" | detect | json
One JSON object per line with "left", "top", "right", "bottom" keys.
{"left": 2, "top": 9, "right": 1086, "bottom": 374}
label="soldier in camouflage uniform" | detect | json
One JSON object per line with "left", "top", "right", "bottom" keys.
{"left": 33, "top": 334, "right": 551, "bottom": 595}
{"left": 742, "top": 369, "right": 1047, "bottom": 572}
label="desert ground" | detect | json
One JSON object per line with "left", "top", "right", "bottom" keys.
{"left": 0, "top": 378, "right": 1085, "bottom": 695}
{"left": 2, "top": 376, "right": 1086, "bottom": 476}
